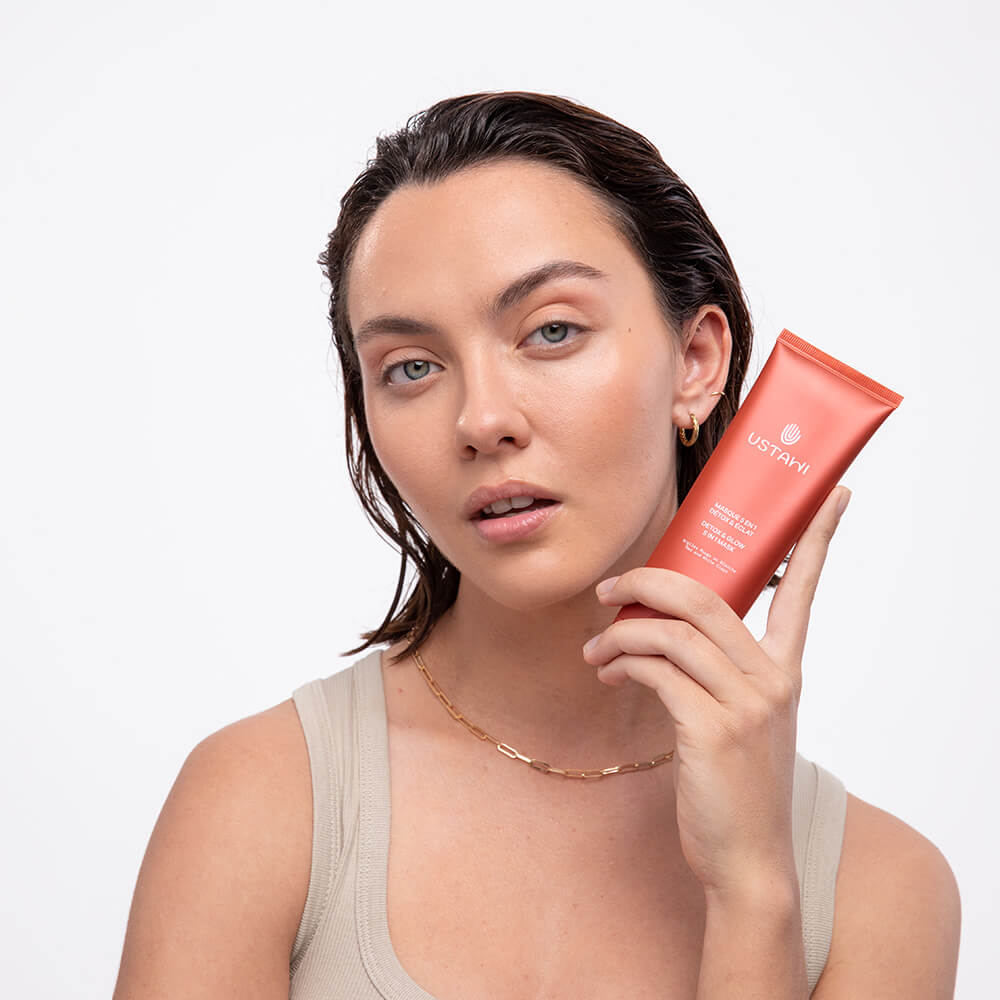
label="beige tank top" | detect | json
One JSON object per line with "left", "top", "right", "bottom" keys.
{"left": 288, "top": 647, "right": 847, "bottom": 997}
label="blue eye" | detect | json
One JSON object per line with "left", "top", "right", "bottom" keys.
{"left": 377, "top": 319, "right": 587, "bottom": 387}
{"left": 527, "top": 320, "right": 578, "bottom": 346}
{"left": 378, "top": 358, "right": 440, "bottom": 386}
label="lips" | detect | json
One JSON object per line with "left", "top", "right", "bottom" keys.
{"left": 462, "top": 479, "right": 562, "bottom": 520}
{"left": 479, "top": 498, "right": 558, "bottom": 519}
{"left": 473, "top": 498, "right": 563, "bottom": 543}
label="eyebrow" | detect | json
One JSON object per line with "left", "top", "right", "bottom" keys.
{"left": 352, "top": 259, "right": 610, "bottom": 349}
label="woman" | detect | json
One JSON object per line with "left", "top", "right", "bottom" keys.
{"left": 112, "top": 91, "right": 960, "bottom": 999}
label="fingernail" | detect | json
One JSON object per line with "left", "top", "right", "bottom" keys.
{"left": 596, "top": 575, "right": 620, "bottom": 596}
{"left": 835, "top": 488, "right": 852, "bottom": 521}
{"left": 583, "top": 635, "right": 600, "bottom": 654}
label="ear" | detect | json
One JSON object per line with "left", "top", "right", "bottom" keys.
{"left": 671, "top": 305, "right": 733, "bottom": 428}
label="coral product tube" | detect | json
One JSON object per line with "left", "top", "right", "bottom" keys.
{"left": 615, "top": 329, "right": 903, "bottom": 623}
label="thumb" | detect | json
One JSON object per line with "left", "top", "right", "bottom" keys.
{"left": 762, "top": 484, "right": 852, "bottom": 662}
{"left": 833, "top": 485, "right": 852, "bottom": 525}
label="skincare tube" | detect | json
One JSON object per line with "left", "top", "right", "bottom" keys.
{"left": 615, "top": 329, "right": 903, "bottom": 623}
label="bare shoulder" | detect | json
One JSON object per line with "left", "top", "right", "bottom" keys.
{"left": 812, "top": 790, "right": 961, "bottom": 999}
{"left": 112, "top": 697, "right": 313, "bottom": 1000}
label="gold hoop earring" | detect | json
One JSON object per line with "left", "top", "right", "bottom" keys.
{"left": 678, "top": 392, "right": 724, "bottom": 447}
{"left": 679, "top": 411, "right": 699, "bottom": 447}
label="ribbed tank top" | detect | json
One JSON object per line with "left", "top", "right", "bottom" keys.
{"left": 288, "top": 647, "right": 847, "bottom": 997}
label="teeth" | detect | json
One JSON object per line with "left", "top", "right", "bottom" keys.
{"left": 482, "top": 495, "right": 537, "bottom": 516}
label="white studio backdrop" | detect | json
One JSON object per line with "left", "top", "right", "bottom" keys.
{"left": 1, "top": 1, "right": 995, "bottom": 996}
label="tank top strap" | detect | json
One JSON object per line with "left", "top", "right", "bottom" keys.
{"left": 792, "top": 751, "right": 848, "bottom": 994}
{"left": 289, "top": 650, "right": 379, "bottom": 976}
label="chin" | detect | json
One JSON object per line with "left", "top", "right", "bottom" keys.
{"left": 459, "top": 570, "right": 598, "bottom": 616}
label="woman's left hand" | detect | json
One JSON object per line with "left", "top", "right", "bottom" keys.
{"left": 581, "top": 484, "right": 851, "bottom": 905}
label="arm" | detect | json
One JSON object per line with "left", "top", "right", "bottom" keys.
{"left": 695, "top": 794, "right": 962, "bottom": 999}
{"left": 111, "top": 700, "right": 313, "bottom": 1000}
{"left": 696, "top": 867, "right": 809, "bottom": 1000}
{"left": 810, "top": 793, "right": 961, "bottom": 999}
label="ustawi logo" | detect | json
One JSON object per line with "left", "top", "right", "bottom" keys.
{"left": 746, "top": 422, "right": 811, "bottom": 474}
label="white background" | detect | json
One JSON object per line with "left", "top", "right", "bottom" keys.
{"left": 1, "top": 1, "right": 996, "bottom": 996}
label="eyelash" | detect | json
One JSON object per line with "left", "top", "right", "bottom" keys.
{"left": 377, "top": 319, "right": 588, "bottom": 387}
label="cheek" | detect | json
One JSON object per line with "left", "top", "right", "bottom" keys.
{"left": 365, "top": 399, "right": 418, "bottom": 492}
{"left": 365, "top": 402, "right": 452, "bottom": 525}
{"left": 564, "top": 356, "right": 677, "bottom": 541}
{"left": 555, "top": 345, "right": 672, "bottom": 465}
{"left": 371, "top": 427, "right": 418, "bottom": 491}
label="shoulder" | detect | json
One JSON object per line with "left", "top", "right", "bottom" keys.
{"left": 182, "top": 696, "right": 311, "bottom": 862}
{"left": 811, "top": 790, "right": 961, "bottom": 998}
{"left": 199, "top": 694, "right": 312, "bottom": 788}
{"left": 113, "top": 698, "right": 312, "bottom": 998}
{"left": 180, "top": 697, "right": 313, "bottom": 927}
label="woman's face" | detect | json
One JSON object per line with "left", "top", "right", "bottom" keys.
{"left": 346, "top": 158, "right": 693, "bottom": 613}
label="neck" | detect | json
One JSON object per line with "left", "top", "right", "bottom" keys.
{"left": 395, "top": 580, "right": 677, "bottom": 772}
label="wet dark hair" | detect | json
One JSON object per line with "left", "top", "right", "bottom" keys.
{"left": 319, "top": 90, "right": 774, "bottom": 665}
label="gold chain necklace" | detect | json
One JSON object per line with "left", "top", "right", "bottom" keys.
{"left": 408, "top": 641, "right": 675, "bottom": 779}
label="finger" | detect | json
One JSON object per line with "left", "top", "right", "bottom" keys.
{"left": 763, "top": 484, "right": 851, "bottom": 665}
{"left": 599, "top": 567, "right": 763, "bottom": 677}
{"left": 594, "top": 651, "right": 715, "bottom": 725}
{"left": 582, "top": 617, "right": 746, "bottom": 705}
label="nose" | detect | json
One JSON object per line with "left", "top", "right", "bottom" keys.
{"left": 454, "top": 355, "right": 531, "bottom": 456}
